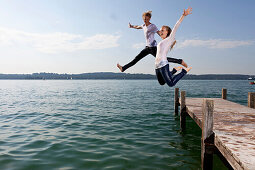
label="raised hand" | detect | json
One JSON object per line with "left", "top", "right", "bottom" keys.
{"left": 128, "top": 23, "right": 133, "bottom": 28}
{"left": 183, "top": 7, "right": 192, "bottom": 16}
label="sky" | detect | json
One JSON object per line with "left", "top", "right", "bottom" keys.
{"left": 0, "top": 0, "right": 254, "bottom": 75}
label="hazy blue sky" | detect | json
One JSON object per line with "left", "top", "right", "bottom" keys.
{"left": 0, "top": 0, "right": 254, "bottom": 74}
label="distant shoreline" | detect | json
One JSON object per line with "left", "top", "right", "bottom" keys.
{"left": 0, "top": 72, "right": 254, "bottom": 80}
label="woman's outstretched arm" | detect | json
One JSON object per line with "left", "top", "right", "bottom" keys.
{"left": 170, "top": 7, "right": 192, "bottom": 39}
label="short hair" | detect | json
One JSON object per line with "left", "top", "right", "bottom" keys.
{"left": 142, "top": 11, "right": 152, "bottom": 18}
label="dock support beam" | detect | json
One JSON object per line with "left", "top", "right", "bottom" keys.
{"left": 248, "top": 92, "right": 255, "bottom": 109}
{"left": 201, "top": 99, "right": 214, "bottom": 170}
{"left": 174, "top": 88, "right": 180, "bottom": 116}
{"left": 222, "top": 88, "right": 227, "bottom": 100}
{"left": 180, "top": 91, "right": 186, "bottom": 132}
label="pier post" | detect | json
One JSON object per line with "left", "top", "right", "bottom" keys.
{"left": 248, "top": 92, "right": 255, "bottom": 109}
{"left": 174, "top": 88, "right": 180, "bottom": 116}
{"left": 222, "top": 88, "right": 227, "bottom": 100}
{"left": 201, "top": 99, "right": 214, "bottom": 170}
{"left": 180, "top": 91, "right": 186, "bottom": 131}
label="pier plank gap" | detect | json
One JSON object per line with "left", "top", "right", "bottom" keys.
{"left": 174, "top": 88, "right": 255, "bottom": 170}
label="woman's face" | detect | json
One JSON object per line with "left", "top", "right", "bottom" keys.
{"left": 160, "top": 26, "right": 168, "bottom": 39}
{"left": 143, "top": 16, "right": 150, "bottom": 24}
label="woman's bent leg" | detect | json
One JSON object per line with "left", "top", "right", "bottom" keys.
{"left": 171, "top": 69, "right": 187, "bottom": 85}
{"left": 171, "top": 68, "right": 177, "bottom": 75}
{"left": 122, "top": 47, "right": 150, "bottom": 72}
{"left": 155, "top": 69, "right": 165, "bottom": 85}
{"left": 160, "top": 64, "right": 187, "bottom": 87}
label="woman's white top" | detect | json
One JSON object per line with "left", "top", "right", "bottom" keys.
{"left": 155, "top": 17, "right": 184, "bottom": 69}
{"left": 141, "top": 23, "right": 159, "bottom": 47}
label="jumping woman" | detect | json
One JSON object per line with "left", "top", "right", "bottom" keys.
{"left": 155, "top": 7, "right": 192, "bottom": 87}
{"left": 117, "top": 11, "right": 187, "bottom": 72}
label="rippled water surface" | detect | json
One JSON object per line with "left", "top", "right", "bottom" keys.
{"left": 0, "top": 80, "right": 254, "bottom": 169}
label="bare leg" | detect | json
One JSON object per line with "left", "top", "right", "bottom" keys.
{"left": 174, "top": 66, "right": 183, "bottom": 71}
{"left": 181, "top": 60, "right": 188, "bottom": 68}
{"left": 184, "top": 67, "right": 192, "bottom": 72}
{"left": 117, "top": 63, "right": 123, "bottom": 72}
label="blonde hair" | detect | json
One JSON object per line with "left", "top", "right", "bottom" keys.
{"left": 142, "top": 10, "right": 152, "bottom": 18}
{"left": 162, "top": 25, "right": 177, "bottom": 50}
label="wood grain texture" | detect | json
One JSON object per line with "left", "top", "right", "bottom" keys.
{"left": 186, "top": 98, "right": 255, "bottom": 170}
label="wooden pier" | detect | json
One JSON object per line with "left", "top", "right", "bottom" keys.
{"left": 174, "top": 88, "right": 255, "bottom": 170}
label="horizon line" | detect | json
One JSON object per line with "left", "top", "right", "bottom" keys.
{"left": 0, "top": 72, "right": 254, "bottom": 76}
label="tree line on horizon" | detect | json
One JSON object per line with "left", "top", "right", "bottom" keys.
{"left": 0, "top": 72, "right": 254, "bottom": 80}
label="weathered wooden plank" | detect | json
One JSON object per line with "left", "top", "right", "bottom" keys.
{"left": 215, "top": 134, "right": 246, "bottom": 170}
{"left": 248, "top": 92, "right": 255, "bottom": 109}
{"left": 180, "top": 91, "right": 186, "bottom": 131}
{"left": 201, "top": 99, "right": 214, "bottom": 170}
{"left": 202, "top": 99, "right": 214, "bottom": 140}
{"left": 185, "top": 98, "right": 255, "bottom": 170}
{"left": 222, "top": 88, "right": 227, "bottom": 100}
{"left": 186, "top": 98, "right": 204, "bottom": 128}
{"left": 186, "top": 107, "right": 202, "bottom": 128}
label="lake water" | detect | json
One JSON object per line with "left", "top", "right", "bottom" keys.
{"left": 0, "top": 80, "right": 254, "bottom": 170}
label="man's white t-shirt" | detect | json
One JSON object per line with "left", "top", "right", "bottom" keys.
{"left": 141, "top": 23, "right": 159, "bottom": 47}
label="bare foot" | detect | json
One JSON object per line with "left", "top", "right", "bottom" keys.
{"left": 174, "top": 66, "right": 183, "bottom": 71}
{"left": 184, "top": 67, "right": 192, "bottom": 72}
{"left": 181, "top": 60, "right": 188, "bottom": 68}
{"left": 117, "top": 63, "right": 123, "bottom": 72}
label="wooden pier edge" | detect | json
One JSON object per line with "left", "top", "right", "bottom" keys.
{"left": 222, "top": 88, "right": 227, "bottom": 100}
{"left": 172, "top": 88, "right": 255, "bottom": 169}
{"left": 180, "top": 91, "right": 187, "bottom": 132}
{"left": 201, "top": 99, "right": 214, "bottom": 170}
{"left": 248, "top": 92, "right": 255, "bottom": 109}
{"left": 214, "top": 135, "right": 244, "bottom": 170}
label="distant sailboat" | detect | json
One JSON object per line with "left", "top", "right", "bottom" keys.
{"left": 248, "top": 76, "right": 255, "bottom": 84}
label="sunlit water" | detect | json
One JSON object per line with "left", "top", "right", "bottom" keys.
{"left": 0, "top": 80, "right": 254, "bottom": 170}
